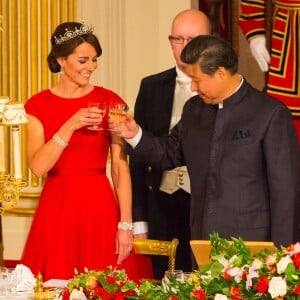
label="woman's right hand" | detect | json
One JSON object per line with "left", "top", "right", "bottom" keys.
{"left": 67, "top": 106, "right": 103, "bottom": 131}
{"left": 108, "top": 114, "right": 140, "bottom": 139}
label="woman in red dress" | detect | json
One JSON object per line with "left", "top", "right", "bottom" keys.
{"left": 21, "top": 21, "right": 153, "bottom": 282}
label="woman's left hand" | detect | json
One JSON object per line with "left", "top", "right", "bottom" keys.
{"left": 115, "top": 229, "right": 134, "bottom": 264}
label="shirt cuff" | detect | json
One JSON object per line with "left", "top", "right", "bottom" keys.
{"left": 125, "top": 126, "right": 142, "bottom": 148}
{"left": 133, "top": 221, "right": 148, "bottom": 235}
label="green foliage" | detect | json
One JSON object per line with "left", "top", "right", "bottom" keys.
{"left": 66, "top": 233, "right": 300, "bottom": 299}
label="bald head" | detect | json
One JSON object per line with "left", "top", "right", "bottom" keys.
{"left": 169, "top": 9, "right": 211, "bottom": 69}
{"left": 171, "top": 9, "right": 211, "bottom": 37}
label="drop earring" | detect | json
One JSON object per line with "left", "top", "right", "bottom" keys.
{"left": 60, "top": 66, "right": 64, "bottom": 76}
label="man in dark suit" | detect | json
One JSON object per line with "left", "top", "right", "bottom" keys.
{"left": 130, "top": 9, "right": 211, "bottom": 278}
{"left": 112, "top": 35, "right": 300, "bottom": 268}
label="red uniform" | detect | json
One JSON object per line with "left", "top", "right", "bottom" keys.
{"left": 239, "top": 0, "right": 300, "bottom": 139}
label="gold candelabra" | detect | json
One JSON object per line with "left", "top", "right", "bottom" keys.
{"left": 0, "top": 97, "right": 28, "bottom": 214}
{"left": 0, "top": 173, "right": 27, "bottom": 214}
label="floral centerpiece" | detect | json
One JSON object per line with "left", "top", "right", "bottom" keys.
{"left": 193, "top": 233, "right": 300, "bottom": 299}
{"left": 63, "top": 233, "right": 300, "bottom": 299}
{"left": 63, "top": 266, "right": 138, "bottom": 299}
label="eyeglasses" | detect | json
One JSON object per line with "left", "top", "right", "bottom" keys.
{"left": 168, "top": 35, "right": 194, "bottom": 44}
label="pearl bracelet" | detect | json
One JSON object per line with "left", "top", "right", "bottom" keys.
{"left": 53, "top": 133, "right": 68, "bottom": 148}
{"left": 118, "top": 222, "right": 133, "bottom": 231}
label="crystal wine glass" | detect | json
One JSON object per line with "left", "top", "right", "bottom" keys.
{"left": 108, "top": 103, "right": 128, "bottom": 131}
{"left": 3, "top": 268, "right": 18, "bottom": 296}
{"left": 162, "top": 270, "right": 184, "bottom": 292}
{"left": 87, "top": 99, "right": 107, "bottom": 131}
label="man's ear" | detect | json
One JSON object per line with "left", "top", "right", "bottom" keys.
{"left": 215, "top": 67, "right": 227, "bottom": 80}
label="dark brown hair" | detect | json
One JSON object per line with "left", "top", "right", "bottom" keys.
{"left": 47, "top": 22, "right": 102, "bottom": 73}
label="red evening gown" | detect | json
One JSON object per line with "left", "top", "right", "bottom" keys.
{"left": 21, "top": 86, "right": 153, "bottom": 282}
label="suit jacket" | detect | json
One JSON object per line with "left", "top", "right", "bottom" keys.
{"left": 130, "top": 67, "right": 177, "bottom": 235}
{"left": 129, "top": 80, "right": 300, "bottom": 247}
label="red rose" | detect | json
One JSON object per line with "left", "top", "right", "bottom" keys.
{"left": 93, "top": 286, "right": 107, "bottom": 298}
{"left": 295, "top": 284, "right": 300, "bottom": 295}
{"left": 233, "top": 296, "right": 245, "bottom": 300}
{"left": 230, "top": 286, "right": 241, "bottom": 297}
{"left": 106, "top": 275, "right": 117, "bottom": 284}
{"left": 96, "top": 287, "right": 111, "bottom": 299}
{"left": 224, "top": 268, "right": 232, "bottom": 282}
{"left": 241, "top": 271, "right": 247, "bottom": 280}
{"left": 115, "top": 292, "right": 127, "bottom": 300}
{"left": 292, "top": 253, "right": 300, "bottom": 269}
{"left": 62, "top": 288, "right": 70, "bottom": 300}
{"left": 192, "top": 289, "right": 206, "bottom": 299}
{"left": 255, "top": 276, "right": 269, "bottom": 294}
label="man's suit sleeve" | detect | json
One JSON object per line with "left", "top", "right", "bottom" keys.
{"left": 264, "top": 105, "right": 300, "bottom": 246}
{"left": 130, "top": 79, "right": 149, "bottom": 223}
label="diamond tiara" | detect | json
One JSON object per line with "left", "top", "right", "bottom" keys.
{"left": 54, "top": 23, "right": 94, "bottom": 45}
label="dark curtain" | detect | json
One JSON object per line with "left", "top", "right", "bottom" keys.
{"left": 198, "top": 0, "right": 232, "bottom": 43}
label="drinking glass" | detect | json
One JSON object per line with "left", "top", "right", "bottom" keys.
{"left": 3, "top": 268, "right": 17, "bottom": 296}
{"left": 0, "top": 267, "right": 7, "bottom": 296}
{"left": 163, "top": 270, "right": 184, "bottom": 281}
{"left": 108, "top": 103, "right": 128, "bottom": 131}
{"left": 87, "top": 99, "right": 106, "bottom": 131}
{"left": 162, "top": 269, "right": 184, "bottom": 291}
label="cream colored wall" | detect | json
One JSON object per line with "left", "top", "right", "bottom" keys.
{"left": 77, "top": 0, "right": 194, "bottom": 111}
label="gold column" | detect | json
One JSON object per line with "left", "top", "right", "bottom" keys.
{"left": 50, "top": 0, "right": 58, "bottom": 29}
{"left": 30, "top": 1, "right": 38, "bottom": 96}
{"left": 20, "top": 0, "right": 28, "bottom": 102}
{"left": 10, "top": 0, "right": 18, "bottom": 101}
{"left": 59, "top": 0, "right": 67, "bottom": 21}
{"left": 50, "top": 0, "right": 59, "bottom": 86}
{"left": 1, "top": 0, "right": 9, "bottom": 96}
{"left": 0, "top": 4, "right": 2, "bottom": 95}
{"left": 40, "top": 0, "right": 49, "bottom": 90}
{"left": 67, "top": 0, "right": 77, "bottom": 20}
{"left": 20, "top": 0, "right": 28, "bottom": 180}
{"left": 29, "top": 0, "right": 39, "bottom": 187}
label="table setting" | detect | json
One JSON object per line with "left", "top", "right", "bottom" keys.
{"left": 0, "top": 264, "right": 67, "bottom": 299}
{"left": 2, "top": 233, "right": 300, "bottom": 299}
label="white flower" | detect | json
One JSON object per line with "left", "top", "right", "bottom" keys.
{"left": 219, "top": 255, "right": 237, "bottom": 269}
{"left": 251, "top": 258, "right": 263, "bottom": 270}
{"left": 69, "top": 287, "right": 87, "bottom": 300}
{"left": 268, "top": 277, "right": 287, "bottom": 298}
{"left": 286, "top": 242, "right": 300, "bottom": 255}
{"left": 266, "top": 254, "right": 277, "bottom": 266}
{"left": 246, "top": 266, "right": 259, "bottom": 288}
{"left": 277, "top": 256, "right": 293, "bottom": 274}
{"left": 200, "top": 270, "right": 213, "bottom": 284}
{"left": 294, "top": 242, "right": 300, "bottom": 253}
{"left": 227, "top": 266, "right": 244, "bottom": 283}
{"left": 214, "top": 294, "right": 228, "bottom": 300}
